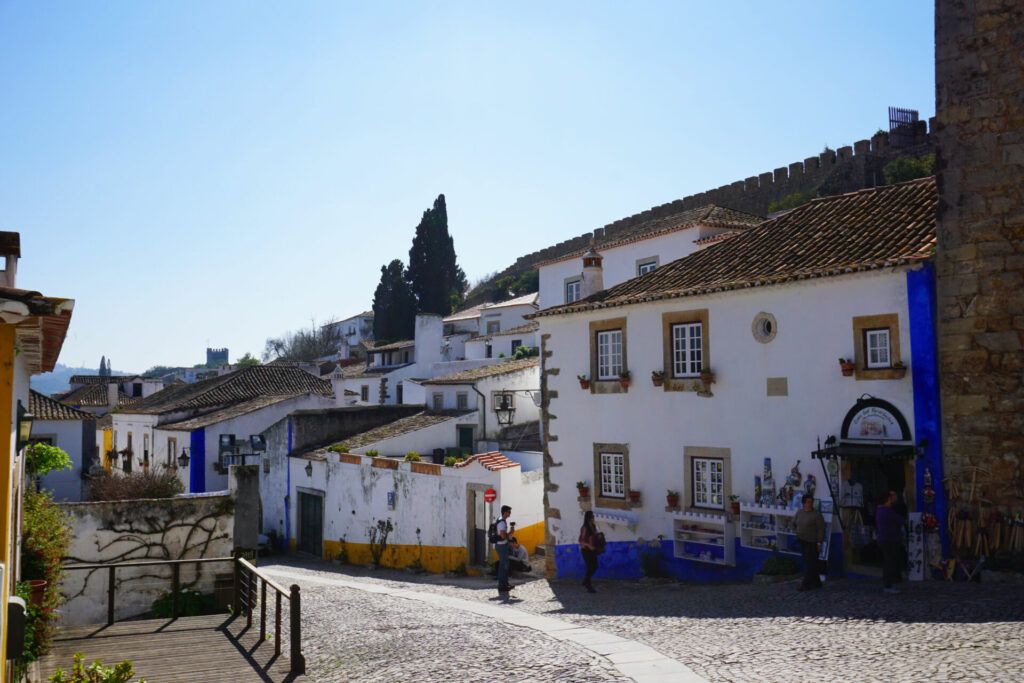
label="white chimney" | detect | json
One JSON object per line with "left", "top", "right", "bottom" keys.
{"left": 0, "top": 232, "right": 20, "bottom": 288}
{"left": 107, "top": 383, "right": 119, "bottom": 410}
{"left": 414, "top": 314, "right": 444, "bottom": 366}
{"left": 580, "top": 246, "right": 604, "bottom": 299}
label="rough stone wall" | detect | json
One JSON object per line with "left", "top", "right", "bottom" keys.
{"left": 539, "top": 332, "right": 561, "bottom": 578}
{"left": 934, "top": 0, "right": 1024, "bottom": 506}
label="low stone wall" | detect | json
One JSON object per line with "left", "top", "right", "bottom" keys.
{"left": 59, "top": 493, "right": 234, "bottom": 625}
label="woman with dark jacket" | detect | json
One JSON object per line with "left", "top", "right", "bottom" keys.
{"left": 579, "top": 510, "right": 600, "bottom": 593}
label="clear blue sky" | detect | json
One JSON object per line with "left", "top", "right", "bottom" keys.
{"left": 0, "top": 1, "right": 935, "bottom": 373}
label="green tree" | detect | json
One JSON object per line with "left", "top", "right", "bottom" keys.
{"left": 406, "top": 194, "right": 467, "bottom": 315}
{"left": 26, "top": 443, "right": 72, "bottom": 477}
{"left": 234, "top": 353, "right": 260, "bottom": 367}
{"left": 262, "top": 320, "right": 342, "bottom": 361}
{"left": 98, "top": 356, "right": 109, "bottom": 377}
{"left": 883, "top": 154, "right": 935, "bottom": 184}
{"left": 372, "top": 260, "right": 417, "bottom": 342}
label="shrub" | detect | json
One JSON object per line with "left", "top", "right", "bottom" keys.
{"left": 365, "top": 449, "right": 379, "bottom": 458}
{"left": 637, "top": 537, "right": 669, "bottom": 578}
{"left": 444, "top": 456, "right": 465, "bottom": 467}
{"left": 404, "top": 451, "right": 421, "bottom": 462}
{"left": 512, "top": 345, "right": 539, "bottom": 360}
{"left": 335, "top": 536, "right": 349, "bottom": 564}
{"left": 19, "top": 489, "right": 72, "bottom": 671}
{"left": 26, "top": 443, "right": 72, "bottom": 477}
{"left": 883, "top": 153, "right": 935, "bottom": 184}
{"left": 367, "top": 519, "right": 394, "bottom": 567}
{"left": 767, "top": 190, "right": 815, "bottom": 214}
{"left": 87, "top": 469, "right": 184, "bottom": 501}
{"left": 49, "top": 652, "right": 145, "bottom": 683}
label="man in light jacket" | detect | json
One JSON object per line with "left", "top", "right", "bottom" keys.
{"left": 794, "top": 494, "right": 826, "bottom": 591}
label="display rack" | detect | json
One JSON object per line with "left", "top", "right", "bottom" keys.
{"left": 739, "top": 502, "right": 834, "bottom": 558}
{"left": 672, "top": 511, "right": 735, "bottom": 566}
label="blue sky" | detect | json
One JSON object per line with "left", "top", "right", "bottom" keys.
{"left": 0, "top": 1, "right": 935, "bottom": 373}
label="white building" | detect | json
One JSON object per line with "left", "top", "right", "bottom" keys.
{"left": 464, "top": 322, "right": 539, "bottom": 361}
{"left": 444, "top": 293, "right": 539, "bottom": 339}
{"left": 535, "top": 179, "right": 943, "bottom": 582}
{"left": 112, "top": 365, "right": 337, "bottom": 493}
{"left": 29, "top": 390, "right": 97, "bottom": 502}
{"left": 322, "top": 311, "right": 374, "bottom": 360}
{"left": 536, "top": 205, "right": 761, "bottom": 310}
{"left": 57, "top": 375, "right": 164, "bottom": 416}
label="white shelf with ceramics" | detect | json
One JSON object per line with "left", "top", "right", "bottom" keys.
{"left": 671, "top": 510, "right": 735, "bottom": 566}
{"left": 738, "top": 502, "right": 834, "bottom": 556}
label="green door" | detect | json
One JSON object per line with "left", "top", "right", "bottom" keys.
{"left": 298, "top": 492, "right": 323, "bottom": 556}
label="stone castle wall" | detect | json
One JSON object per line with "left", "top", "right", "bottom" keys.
{"left": 934, "top": 0, "right": 1024, "bottom": 507}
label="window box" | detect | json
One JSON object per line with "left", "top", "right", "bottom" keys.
{"left": 666, "top": 490, "right": 680, "bottom": 509}
{"left": 576, "top": 481, "right": 590, "bottom": 498}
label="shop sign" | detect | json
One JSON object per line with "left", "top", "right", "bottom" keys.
{"left": 846, "top": 405, "right": 904, "bottom": 441}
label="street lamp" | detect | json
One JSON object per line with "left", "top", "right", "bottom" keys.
{"left": 16, "top": 400, "right": 33, "bottom": 451}
{"left": 178, "top": 448, "right": 191, "bottom": 468}
{"left": 304, "top": 460, "right": 313, "bottom": 477}
{"left": 493, "top": 391, "right": 515, "bottom": 427}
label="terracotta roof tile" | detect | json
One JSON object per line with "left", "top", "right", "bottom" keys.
{"left": 476, "top": 322, "right": 539, "bottom": 342}
{"left": 534, "top": 178, "right": 937, "bottom": 317}
{"left": 30, "top": 390, "right": 92, "bottom": 421}
{"left": 159, "top": 395, "right": 298, "bottom": 431}
{"left": 454, "top": 451, "right": 518, "bottom": 472}
{"left": 322, "top": 411, "right": 469, "bottom": 453}
{"left": 421, "top": 358, "right": 539, "bottom": 385}
{"left": 365, "top": 339, "right": 415, "bottom": 352}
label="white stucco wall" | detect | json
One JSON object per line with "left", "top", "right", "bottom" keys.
{"left": 538, "top": 227, "right": 707, "bottom": 309}
{"left": 348, "top": 413, "right": 479, "bottom": 458}
{"left": 33, "top": 419, "right": 86, "bottom": 501}
{"left": 479, "top": 302, "right": 537, "bottom": 334}
{"left": 465, "top": 331, "right": 538, "bottom": 360}
{"left": 543, "top": 268, "right": 917, "bottom": 548}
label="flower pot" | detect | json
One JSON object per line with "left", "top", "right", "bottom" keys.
{"left": 730, "top": 501, "right": 741, "bottom": 515}
{"left": 27, "top": 579, "right": 47, "bottom": 607}
{"left": 628, "top": 491, "right": 642, "bottom": 504}
{"left": 578, "top": 379, "right": 590, "bottom": 390}
{"left": 618, "top": 379, "right": 630, "bottom": 390}
{"left": 666, "top": 495, "right": 679, "bottom": 508}
{"left": 700, "top": 371, "right": 715, "bottom": 385}
{"left": 840, "top": 363, "right": 855, "bottom": 377}
{"left": 652, "top": 376, "right": 664, "bottom": 387}
{"left": 578, "top": 487, "right": 590, "bottom": 498}
{"left": 891, "top": 365, "right": 908, "bottom": 379}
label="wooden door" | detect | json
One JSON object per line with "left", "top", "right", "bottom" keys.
{"left": 298, "top": 492, "right": 323, "bottom": 556}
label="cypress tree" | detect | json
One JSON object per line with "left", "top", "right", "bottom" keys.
{"left": 372, "top": 260, "right": 417, "bottom": 342}
{"left": 99, "top": 356, "right": 108, "bottom": 377}
{"left": 406, "top": 194, "right": 468, "bottom": 315}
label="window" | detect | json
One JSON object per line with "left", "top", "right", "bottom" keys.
{"left": 637, "top": 260, "right": 657, "bottom": 276}
{"left": 456, "top": 392, "right": 468, "bottom": 410}
{"left": 132, "top": 383, "right": 143, "bottom": 397}
{"left": 565, "top": 279, "right": 582, "bottom": 304}
{"left": 127, "top": 432, "right": 133, "bottom": 452}
{"left": 692, "top": 457, "right": 725, "bottom": 509}
{"left": 360, "top": 385, "right": 369, "bottom": 402}
{"left": 396, "top": 384, "right": 404, "bottom": 404}
{"left": 432, "top": 393, "right": 444, "bottom": 411}
{"left": 599, "top": 452, "right": 625, "bottom": 498}
{"left": 510, "top": 340, "right": 522, "bottom": 354}
{"left": 671, "top": 322, "right": 703, "bottom": 377}
{"left": 596, "top": 330, "right": 623, "bottom": 380}
{"left": 143, "top": 434, "right": 150, "bottom": 468}
{"left": 486, "top": 320, "right": 500, "bottom": 335}
{"left": 485, "top": 344, "right": 493, "bottom": 359}
{"left": 865, "top": 328, "right": 891, "bottom": 368}
{"left": 167, "top": 437, "right": 177, "bottom": 467}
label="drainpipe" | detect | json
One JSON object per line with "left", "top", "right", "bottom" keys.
{"left": 470, "top": 384, "right": 486, "bottom": 441}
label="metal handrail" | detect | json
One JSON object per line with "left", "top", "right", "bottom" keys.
{"left": 63, "top": 554, "right": 305, "bottom": 675}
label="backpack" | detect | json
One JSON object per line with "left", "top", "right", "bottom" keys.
{"left": 593, "top": 531, "right": 607, "bottom": 555}
{"left": 488, "top": 518, "right": 504, "bottom": 544}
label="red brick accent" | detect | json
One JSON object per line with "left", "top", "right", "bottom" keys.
{"left": 371, "top": 458, "right": 399, "bottom": 470}
{"left": 410, "top": 462, "right": 441, "bottom": 476}
{"left": 337, "top": 453, "right": 363, "bottom": 465}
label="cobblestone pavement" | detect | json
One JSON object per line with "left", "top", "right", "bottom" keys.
{"left": 265, "top": 557, "right": 1024, "bottom": 683}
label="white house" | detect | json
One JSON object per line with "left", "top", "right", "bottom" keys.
{"left": 535, "top": 178, "right": 943, "bottom": 582}
{"left": 29, "top": 390, "right": 97, "bottom": 501}
{"left": 112, "top": 365, "right": 337, "bottom": 493}
{"left": 537, "top": 205, "right": 761, "bottom": 310}
{"left": 322, "top": 311, "right": 374, "bottom": 360}
{"left": 57, "top": 375, "right": 163, "bottom": 416}
{"left": 464, "top": 322, "right": 539, "bottom": 361}
{"left": 444, "top": 293, "right": 539, "bottom": 339}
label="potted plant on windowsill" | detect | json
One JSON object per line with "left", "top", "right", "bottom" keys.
{"left": 729, "top": 495, "right": 741, "bottom": 515}
{"left": 666, "top": 489, "right": 680, "bottom": 508}
{"left": 618, "top": 369, "right": 631, "bottom": 389}
{"left": 577, "top": 374, "right": 591, "bottom": 390}
{"left": 577, "top": 480, "right": 590, "bottom": 498}
{"left": 700, "top": 368, "right": 715, "bottom": 386}
{"left": 628, "top": 489, "right": 642, "bottom": 506}
{"left": 651, "top": 370, "right": 665, "bottom": 387}
{"left": 839, "top": 358, "right": 855, "bottom": 377}
{"left": 892, "top": 360, "right": 908, "bottom": 378}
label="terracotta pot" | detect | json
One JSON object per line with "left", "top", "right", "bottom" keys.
{"left": 666, "top": 495, "right": 679, "bottom": 508}
{"left": 578, "top": 379, "right": 590, "bottom": 390}
{"left": 730, "top": 501, "right": 741, "bottom": 515}
{"left": 700, "top": 371, "right": 714, "bottom": 385}
{"left": 27, "top": 579, "right": 47, "bottom": 608}
{"left": 618, "top": 378, "right": 630, "bottom": 390}
{"left": 628, "top": 491, "right": 642, "bottom": 504}
{"left": 652, "top": 374, "right": 664, "bottom": 387}
{"left": 840, "top": 363, "right": 855, "bottom": 377}
{"left": 578, "top": 487, "right": 590, "bottom": 498}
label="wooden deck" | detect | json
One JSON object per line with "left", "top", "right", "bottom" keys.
{"left": 39, "top": 614, "right": 304, "bottom": 682}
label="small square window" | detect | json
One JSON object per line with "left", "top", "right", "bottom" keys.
{"left": 456, "top": 392, "right": 468, "bottom": 410}
{"left": 486, "top": 320, "right": 500, "bottom": 335}
{"left": 432, "top": 393, "right": 444, "bottom": 411}
{"left": 596, "top": 330, "right": 623, "bottom": 380}
{"left": 637, "top": 260, "right": 657, "bottom": 276}
{"left": 566, "top": 279, "right": 582, "bottom": 304}
{"left": 865, "top": 328, "right": 891, "bottom": 369}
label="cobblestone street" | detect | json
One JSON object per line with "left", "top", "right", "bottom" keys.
{"left": 264, "top": 557, "right": 1024, "bottom": 683}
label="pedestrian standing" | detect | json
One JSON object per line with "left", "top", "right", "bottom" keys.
{"left": 876, "top": 490, "right": 906, "bottom": 594}
{"left": 579, "top": 510, "right": 601, "bottom": 593}
{"left": 495, "top": 505, "right": 513, "bottom": 594}
{"left": 793, "top": 494, "right": 826, "bottom": 591}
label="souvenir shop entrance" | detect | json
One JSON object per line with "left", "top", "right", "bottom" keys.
{"left": 814, "top": 397, "right": 917, "bottom": 576}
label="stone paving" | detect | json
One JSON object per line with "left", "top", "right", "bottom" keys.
{"left": 266, "top": 557, "right": 1024, "bottom": 683}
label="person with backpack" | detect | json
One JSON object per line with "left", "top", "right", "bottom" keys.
{"left": 491, "top": 505, "right": 514, "bottom": 594}
{"left": 579, "top": 510, "right": 603, "bottom": 593}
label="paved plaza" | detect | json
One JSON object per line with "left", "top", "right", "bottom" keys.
{"left": 263, "top": 557, "right": 1024, "bottom": 683}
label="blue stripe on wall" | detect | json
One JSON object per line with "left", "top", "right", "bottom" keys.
{"left": 190, "top": 429, "right": 206, "bottom": 493}
{"left": 907, "top": 263, "right": 948, "bottom": 553}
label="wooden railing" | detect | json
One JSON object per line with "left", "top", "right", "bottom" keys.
{"left": 63, "top": 555, "right": 306, "bottom": 675}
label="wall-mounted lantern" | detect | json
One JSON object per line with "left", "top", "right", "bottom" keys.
{"left": 304, "top": 461, "right": 313, "bottom": 477}
{"left": 16, "top": 401, "right": 33, "bottom": 451}
{"left": 178, "top": 448, "right": 190, "bottom": 468}
{"left": 494, "top": 390, "right": 515, "bottom": 427}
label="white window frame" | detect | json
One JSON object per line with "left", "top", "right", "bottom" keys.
{"left": 485, "top": 319, "right": 500, "bottom": 335}
{"left": 456, "top": 392, "right": 468, "bottom": 410}
{"left": 599, "top": 452, "right": 625, "bottom": 498}
{"left": 360, "top": 385, "right": 369, "bottom": 402}
{"left": 671, "top": 322, "right": 703, "bottom": 378}
{"left": 565, "top": 279, "right": 582, "bottom": 304}
{"left": 865, "top": 328, "right": 891, "bottom": 369}
{"left": 692, "top": 457, "right": 724, "bottom": 509}
{"left": 596, "top": 329, "right": 623, "bottom": 380}
{"left": 637, "top": 260, "right": 657, "bottom": 276}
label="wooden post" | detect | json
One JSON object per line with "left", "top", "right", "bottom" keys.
{"left": 232, "top": 557, "right": 241, "bottom": 617}
{"left": 245, "top": 567, "right": 253, "bottom": 628}
{"left": 289, "top": 584, "right": 305, "bottom": 674}
{"left": 171, "top": 563, "right": 181, "bottom": 618}
{"left": 107, "top": 566, "right": 116, "bottom": 626}
{"left": 274, "top": 592, "right": 282, "bottom": 657}
{"left": 259, "top": 579, "right": 267, "bottom": 642}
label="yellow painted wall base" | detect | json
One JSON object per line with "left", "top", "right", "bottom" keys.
{"left": 512, "top": 521, "right": 545, "bottom": 555}
{"left": 323, "top": 540, "right": 468, "bottom": 573}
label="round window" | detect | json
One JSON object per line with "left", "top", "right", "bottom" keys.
{"left": 752, "top": 312, "right": 777, "bottom": 343}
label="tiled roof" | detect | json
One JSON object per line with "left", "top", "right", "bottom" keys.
{"left": 30, "top": 390, "right": 91, "bottom": 421}
{"left": 475, "top": 322, "right": 539, "bottom": 342}
{"left": 535, "top": 205, "right": 762, "bottom": 267}
{"left": 365, "top": 339, "right": 415, "bottom": 352}
{"left": 454, "top": 451, "right": 518, "bottom": 472}
{"left": 121, "top": 365, "right": 333, "bottom": 415}
{"left": 59, "top": 383, "right": 109, "bottom": 407}
{"left": 692, "top": 231, "right": 743, "bottom": 247}
{"left": 534, "top": 178, "right": 937, "bottom": 317}
{"left": 444, "top": 303, "right": 487, "bottom": 323}
{"left": 322, "top": 411, "right": 468, "bottom": 453}
{"left": 69, "top": 375, "right": 111, "bottom": 385}
{"left": 159, "top": 395, "right": 297, "bottom": 431}
{"left": 421, "top": 358, "right": 539, "bottom": 385}
{"left": 483, "top": 292, "right": 538, "bottom": 309}
{"left": 340, "top": 363, "right": 410, "bottom": 379}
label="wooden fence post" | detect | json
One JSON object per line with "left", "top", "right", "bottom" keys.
{"left": 107, "top": 566, "right": 116, "bottom": 626}
{"left": 171, "top": 563, "right": 181, "bottom": 618}
{"left": 289, "top": 584, "right": 305, "bottom": 674}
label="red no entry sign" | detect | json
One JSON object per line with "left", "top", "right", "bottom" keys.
{"left": 484, "top": 488, "right": 497, "bottom": 503}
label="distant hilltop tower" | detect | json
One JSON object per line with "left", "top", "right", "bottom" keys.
{"left": 206, "top": 347, "right": 229, "bottom": 367}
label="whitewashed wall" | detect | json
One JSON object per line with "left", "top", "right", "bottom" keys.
{"left": 543, "top": 269, "right": 916, "bottom": 548}
{"left": 465, "top": 331, "right": 538, "bottom": 360}
{"left": 348, "top": 413, "right": 479, "bottom": 457}
{"left": 33, "top": 419, "right": 86, "bottom": 501}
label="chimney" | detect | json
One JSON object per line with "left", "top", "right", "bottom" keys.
{"left": 0, "top": 232, "right": 20, "bottom": 288}
{"left": 107, "top": 383, "right": 119, "bottom": 410}
{"left": 414, "top": 314, "right": 444, "bottom": 367}
{"left": 580, "top": 246, "right": 604, "bottom": 299}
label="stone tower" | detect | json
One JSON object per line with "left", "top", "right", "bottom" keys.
{"left": 934, "top": 0, "right": 1024, "bottom": 505}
